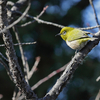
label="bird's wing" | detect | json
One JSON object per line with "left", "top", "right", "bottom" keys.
{"left": 84, "top": 31, "right": 94, "bottom": 36}
{"left": 67, "top": 29, "right": 90, "bottom": 42}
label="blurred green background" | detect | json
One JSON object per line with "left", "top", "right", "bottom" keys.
{"left": 0, "top": 0, "right": 100, "bottom": 100}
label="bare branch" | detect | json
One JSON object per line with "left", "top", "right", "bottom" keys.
{"left": 28, "top": 56, "right": 41, "bottom": 80}
{"left": 18, "top": 64, "right": 66, "bottom": 100}
{"left": 95, "top": 90, "right": 100, "bottom": 100}
{"left": 0, "top": 0, "right": 31, "bottom": 34}
{"left": 43, "top": 31, "right": 100, "bottom": 99}
{"left": 0, "top": 94, "right": 3, "bottom": 99}
{"left": 0, "top": 0, "right": 37, "bottom": 99}
{"left": 0, "top": 52, "right": 8, "bottom": 62}
{"left": 7, "top": 1, "right": 14, "bottom": 6}
{"left": 0, "top": 58, "right": 13, "bottom": 81}
{"left": 32, "top": 65, "right": 66, "bottom": 90}
{"left": 13, "top": 26, "right": 29, "bottom": 83}
{"left": 89, "top": 0, "right": 100, "bottom": 29}
{"left": 33, "top": 17, "right": 100, "bottom": 30}
{"left": 12, "top": 87, "right": 18, "bottom": 100}
{"left": 12, "top": 10, "right": 100, "bottom": 30}
{"left": 12, "top": 10, "right": 33, "bottom": 19}
{"left": 37, "top": 6, "right": 48, "bottom": 18}
{"left": 11, "top": 0, "right": 30, "bottom": 11}
{"left": 15, "top": 91, "right": 22, "bottom": 100}
{"left": 34, "top": 17, "right": 64, "bottom": 28}
{"left": 21, "top": 5, "right": 48, "bottom": 27}
{"left": 78, "top": 25, "right": 100, "bottom": 30}
{"left": 96, "top": 76, "right": 100, "bottom": 82}
{"left": 1, "top": 0, "right": 100, "bottom": 100}
{"left": 0, "top": 42, "right": 36, "bottom": 47}
{"left": 13, "top": 42, "right": 36, "bottom": 46}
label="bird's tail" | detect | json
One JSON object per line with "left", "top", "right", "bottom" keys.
{"left": 90, "top": 37, "right": 98, "bottom": 41}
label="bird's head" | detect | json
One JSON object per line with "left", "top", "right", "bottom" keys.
{"left": 56, "top": 27, "right": 74, "bottom": 41}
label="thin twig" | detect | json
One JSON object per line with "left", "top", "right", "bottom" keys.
{"left": 31, "top": 65, "right": 66, "bottom": 90}
{"left": 20, "top": 5, "right": 48, "bottom": 27}
{"left": 95, "top": 90, "right": 100, "bottom": 100}
{"left": 13, "top": 10, "right": 100, "bottom": 30}
{"left": 15, "top": 91, "right": 22, "bottom": 100}
{"left": 96, "top": 76, "right": 100, "bottom": 82}
{"left": 37, "top": 6, "right": 48, "bottom": 18}
{"left": 34, "top": 17, "right": 100, "bottom": 30}
{"left": 12, "top": 87, "right": 18, "bottom": 100}
{"left": 13, "top": 26, "right": 29, "bottom": 83}
{"left": 12, "top": 10, "right": 64, "bottom": 28}
{"left": 17, "top": 95, "right": 25, "bottom": 100}
{"left": 0, "top": 52, "right": 8, "bottom": 62}
{"left": 13, "top": 42, "right": 36, "bottom": 46}
{"left": 0, "top": 0, "right": 31, "bottom": 34}
{"left": 28, "top": 56, "right": 40, "bottom": 80}
{"left": 78, "top": 25, "right": 100, "bottom": 30}
{"left": 1, "top": 0, "right": 37, "bottom": 99}
{"left": 0, "top": 58, "right": 13, "bottom": 81}
{"left": 18, "top": 64, "right": 66, "bottom": 100}
{"left": 7, "top": 1, "right": 14, "bottom": 6}
{"left": 34, "top": 17, "right": 64, "bottom": 28}
{"left": 12, "top": 10, "right": 33, "bottom": 19}
{"left": 89, "top": 0, "right": 100, "bottom": 30}
{"left": 0, "top": 94, "right": 3, "bottom": 99}
{"left": 0, "top": 42, "right": 36, "bottom": 47}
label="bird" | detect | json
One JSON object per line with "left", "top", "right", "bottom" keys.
{"left": 56, "top": 27, "right": 97, "bottom": 50}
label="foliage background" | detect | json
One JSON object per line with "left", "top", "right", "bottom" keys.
{"left": 0, "top": 0, "right": 100, "bottom": 100}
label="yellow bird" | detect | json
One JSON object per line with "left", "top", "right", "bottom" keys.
{"left": 56, "top": 27, "right": 97, "bottom": 50}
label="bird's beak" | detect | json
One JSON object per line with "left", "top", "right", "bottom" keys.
{"left": 55, "top": 33, "right": 61, "bottom": 36}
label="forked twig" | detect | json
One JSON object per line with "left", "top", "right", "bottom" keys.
{"left": 18, "top": 64, "right": 66, "bottom": 100}
{"left": 1, "top": 0, "right": 37, "bottom": 99}
{"left": 13, "top": 9, "right": 100, "bottom": 30}
{"left": 2, "top": 0, "right": 100, "bottom": 100}
{"left": 20, "top": 5, "right": 48, "bottom": 27}
{"left": 0, "top": 0, "right": 31, "bottom": 34}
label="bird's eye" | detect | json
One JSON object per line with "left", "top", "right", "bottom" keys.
{"left": 63, "top": 31, "right": 66, "bottom": 35}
